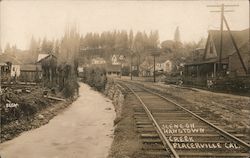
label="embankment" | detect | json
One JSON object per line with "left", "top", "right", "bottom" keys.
{"left": 103, "top": 79, "right": 143, "bottom": 158}
{"left": 1, "top": 90, "right": 75, "bottom": 143}
{"left": 104, "top": 79, "right": 125, "bottom": 123}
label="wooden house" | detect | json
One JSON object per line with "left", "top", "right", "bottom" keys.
{"left": 184, "top": 28, "right": 250, "bottom": 86}
{"left": 91, "top": 57, "right": 106, "bottom": 65}
{"left": 139, "top": 56, "right": 174, "bottom": 77}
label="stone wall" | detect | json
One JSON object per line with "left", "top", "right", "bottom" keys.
{"left": 104, "top": 79, "right": 125, "bottom": 122}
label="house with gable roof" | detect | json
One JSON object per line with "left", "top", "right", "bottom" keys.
{"left": 184, "top": 28, "right": 250, "bottom": 86}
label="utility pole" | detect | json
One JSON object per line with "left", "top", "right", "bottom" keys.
{"left": 130, "top": 50, "right": 134, "bottom": 80}
{"left": 219, "top": 4, "right": 224, "bottom": 73}
{"left": 153, "top": 55, "right": 156, "bottom": 82}
{"left": 151, "top": 49, "right": 160, "bottom": 83}
{"left": 130, "top": 54, "right": 132, "bottom": 80}
{"left": 0, "top": 65, "right": 1, "bottom": 93}
{"left": 207, "top": 4, "right": 239, "bottom": 76}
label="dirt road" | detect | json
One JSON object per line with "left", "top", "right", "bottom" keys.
{"left": 0, "top": 83, "right": 115, "bottom": 158}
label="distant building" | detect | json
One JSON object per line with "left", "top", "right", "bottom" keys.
{"left": 111, "top": 54, "right": 120, "bottom": 65}
{"left": 111, "top": 54, "right": 126, "bottom": 65}
{"left": 91, "top": 57, "right": 106, "bottom": 65}
{"left": 155, "top": 60, "right": 173, "bottom": 72}
{"left": 140, "top": 56, "right": 173, "bottom": 77}
{"left": 106, "top": 64, "right": 121, "bottom": 76}
{"left": 0, "top": 62, "right": 10, "bottom": 81}
{"left": 0, "top": 53, "right": 21, "bottom": 81}
{"left": 163, "top": 60, "right": 173, "bottom": 73}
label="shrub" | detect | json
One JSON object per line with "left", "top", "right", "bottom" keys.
{"left": 63, "top": 79, "right": 79, "bottom": 98}
{"left": 121, "top": 66, "right": 130, "bottom": 76}
{"left": 82, "top": 67, "right": 107, "bottom": 91}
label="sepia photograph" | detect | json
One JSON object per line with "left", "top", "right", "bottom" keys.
{"left": 0, "top": 0, "right": 249, "bottom": 157}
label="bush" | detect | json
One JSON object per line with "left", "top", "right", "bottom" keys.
{"left": 121, "top": 66, "right": 130, "bottom": 76}
{"left": 63, "top": 79, "right": 79, "bottom": 98}
{"left": 82, "top": 67, "right": 107, "bottom": 91}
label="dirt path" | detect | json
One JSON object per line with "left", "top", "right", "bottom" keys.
{"left": 0, "top": 83, "right": 115, "bottom": 158}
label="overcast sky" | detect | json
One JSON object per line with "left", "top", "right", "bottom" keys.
{"left": 0, "top": 0, "right": 249, "bottom": 50}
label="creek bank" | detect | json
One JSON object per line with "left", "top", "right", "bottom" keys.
{"left": 1, "top": 86, "right": 77, "bottom": 143}
{"left": 0, "top": 83, "right": 115, "bottom": 158}
{"left": 1, "top": 99, "right": 75, "bottom": 143}
{"left": 104, "top": 79, "right": 125, "bottom": 125}
{"left": 103, "top": 79, "right": 144, "bottom": 158}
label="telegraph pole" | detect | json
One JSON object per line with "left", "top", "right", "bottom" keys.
{"left": 151, "top": 49, "right": 160, "bottom": 83}
{"left": 0, "top": 65, "right": 1, "bottom": 93}
{"left": 219, "top": 4, "right": 224, "bottom": 72}
{"left": 153, "top": 55, "right": 156, "bottom": 82}
{"left": 130, "top": 54, "right": 132, "bottom": 80}
{"left": 130, "top": 50, "right": 134, "bottom": 80}
{"left": 207, "top": 4, "right": 239, "bottom": 75}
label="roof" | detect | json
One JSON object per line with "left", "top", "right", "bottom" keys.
{"left": 143, "top": 55, "right": 170, "bottom": 65}
{"left": 37, "top": 54, "right": 50, "bottom": 62}
{"left": 20, "top": 64, "right": 42, "bottom": 71}
{"left": 37, "top": 54, "right": 57, "bottom": 63}
{"left": 185, "top": 58, "right": 228, "bottom": 66}
{"left": 206, "top": 28, "right": 249, "bottom": 59}
{"left": 156, "top": 57, "right": 170, "bottom": 63}
{"left": 106, "top": 64, "right": 121, "bottom": 72}
{"left": 112, "top": 54, "right": 126, "bottom": 62}
{"left": 0, "top": 53, "right": 22, "bottom": 65}
{"left": 92, "top": 57, "right": 106, "bottom": 61}
{"left": 0, "top": 63, "right": 7, "bottom": 66}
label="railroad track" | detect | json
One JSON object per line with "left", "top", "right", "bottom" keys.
{"left": 117, "top": 81, "right": 250, "bottom": 158}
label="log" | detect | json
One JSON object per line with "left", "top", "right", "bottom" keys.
{"left": 44, "top": 96, "right": 66, "bottom": 102}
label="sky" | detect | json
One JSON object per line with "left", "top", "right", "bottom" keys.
{"left": 0, "top": 0, "right": 249, "bottom": 50}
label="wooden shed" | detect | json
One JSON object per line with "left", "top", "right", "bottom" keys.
{"left": 19, "top": 64, "right": 42, "bottom": 82}
{"left": 37, "top": 54, "right": 57, "bottom": 87}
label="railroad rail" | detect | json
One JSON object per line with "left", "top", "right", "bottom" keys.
{"left": 117, "top": 81, "right": 250, "bottom": 158}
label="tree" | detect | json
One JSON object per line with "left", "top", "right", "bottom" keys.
{"left": 4, "top": 43, "right": 11, "bottom": 54}
{"left": 161, "top": 40, "right": 175, "bottom": 53}
{"left": 0, "top": 45, "right": 2, "bottom": 54}
{"left": 197, "top": 37, "right": 207, "bottom": 48}
{"left": 148, "top": 30, "right": 159, "bottom": 49}
{"left": 59, "top": 25, "right": 80, "bottom": 70}
{"left": 115, "top": 30, "right": 128, "bottom": 51}
{"left": 54, "top": 39, "right": 60, "bottom": 57}
{"left": 174, "top": 26, "right": 181, "bottom": 42}
{"left": 41, "top": 38, "right": 54, "bottom": 54}
{"left": 29, "top": 36, "right": 40, "bottom": 62}
{"left": 133, "top": 31, "right": 144, "bottom": 53}
{"left": 128, "top": 30, "right": 134, "bottom": 50}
